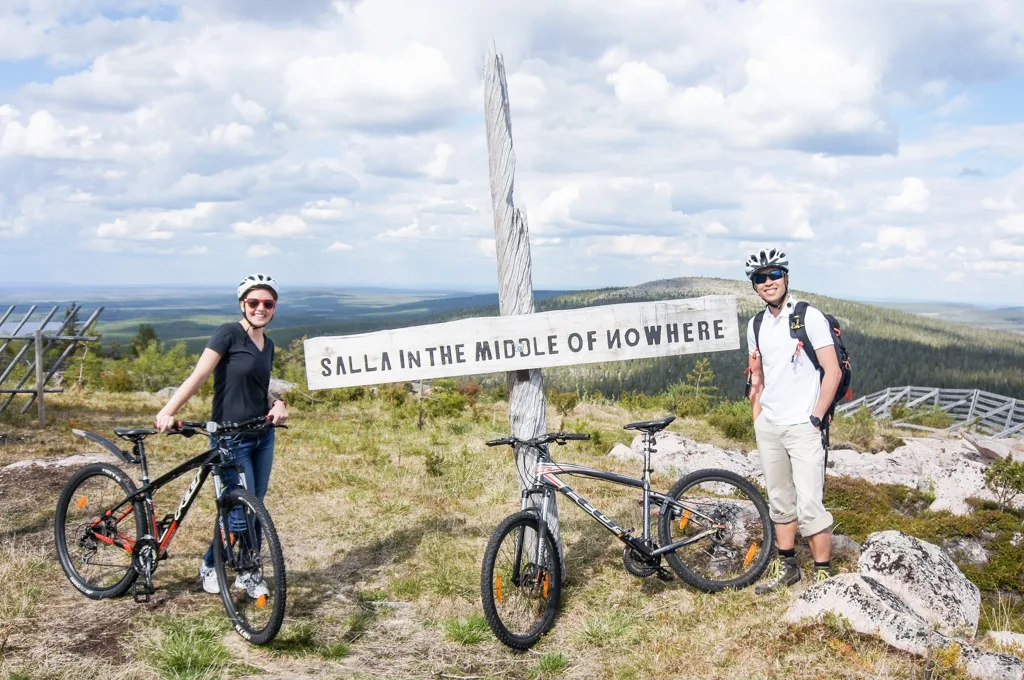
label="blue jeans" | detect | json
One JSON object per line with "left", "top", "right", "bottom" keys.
{"left": 204, "top": 428, "right": 275, "bottom": 567}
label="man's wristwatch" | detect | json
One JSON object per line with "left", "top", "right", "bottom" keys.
{"left": 809, "top": 415, "right": 822, "bottom": 428}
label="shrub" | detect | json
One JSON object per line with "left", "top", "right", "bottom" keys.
{"left": 661, "top": 383, "right": 714, "bottom": 418}
{"left": 831, "top": 405, "right": 876, "bottom": 451}
{"left": 984, "top": 457, "right": 1024, "bottom": 513}
{"left": 549, "top": 391, "right": 579, "bottom": 417}
{"left": 903, "top": 405, "right": 955, "bottom": 429}
{"left": 101, "top": 365, "right": 137, "bottom": 392}
{"left": 426, "top": 390, "right": 466, "bottom": 418}
{"left": 459, "top": 380, "right": 482, "bottom": 406}
{"left": 707, "top": 400, "right": 755, "bottom": 442}
{"left": 380, "top": 383, "right": 409, "bottom": 408}
{"left": 618, "top": 390, "right": 654, "bottom": 412}
{"left": 131, "top": 342, "right": 194, "bottom": 391}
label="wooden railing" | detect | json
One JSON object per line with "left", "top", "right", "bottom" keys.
{"left": 835, "top": 386, "right": 1023, "bottom": 438}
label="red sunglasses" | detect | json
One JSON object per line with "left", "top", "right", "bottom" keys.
{"left": 245, "top": 298, "right": 276, "bottom": 310}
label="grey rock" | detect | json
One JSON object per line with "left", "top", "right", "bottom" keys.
{"left": 617, "top": 432, "right": 762, "bottom": 485}
{"left": 859, "top": 530, "right": 981, "bottom": 638}
{"left": 962, "top": 432, "right": 1024, "bottom": 463}
{"left": 825, "top": 438, "right": 1000, "bottom": 515}
{"left": 269, "top": 377, "right": 296, "bottom": 400}
{"left": 786, "top": 574, "right": 1024, "bottom": 680}
{"left": 156, "top": 386, "right": 178, "bottom": 399}
{"left": 944, "top": 537, "right": 990, "bottom": 567}
{"left": 830, "top": 534, "right": 862, "bottom": 561}
{"left": 1, "top": 452, "right": 121, "bottom": 475}
{"left": 988, "top": 632, "right": 1024, "bottom": 650}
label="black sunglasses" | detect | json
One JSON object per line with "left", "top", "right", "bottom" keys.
{"left": 245, "top": 298, "right": 276, "bottom": 310}
{"left": 752, "top": 268, "right": 786, "bottom": 284}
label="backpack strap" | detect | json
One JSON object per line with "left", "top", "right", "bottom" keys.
{"left": 752, "top": 310, "right": 765, "bottom": 357}
{"left": 789, "top": 302, "right": 822, "bottom": 374}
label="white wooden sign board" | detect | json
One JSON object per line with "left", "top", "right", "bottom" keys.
{"left": 304, "top": 295, "right": 739, "bottom": 390}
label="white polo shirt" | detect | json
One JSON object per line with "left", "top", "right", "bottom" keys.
{"left": 746, "top": 297, "right": 833, "bottom": 426}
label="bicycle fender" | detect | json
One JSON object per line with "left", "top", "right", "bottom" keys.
{"left": 72, "top": 429, "right": 135, "bottom": 465}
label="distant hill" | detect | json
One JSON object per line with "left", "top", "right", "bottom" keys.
{"left": 7, "top": 279, "right": 1022, "bottom": 400}
{"left": 867, "top": 301, "right": 1024, "bottom": 335}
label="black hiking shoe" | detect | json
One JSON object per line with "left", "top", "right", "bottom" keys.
{"left": 754, "top": 556, "right": 801, "bottom": 595}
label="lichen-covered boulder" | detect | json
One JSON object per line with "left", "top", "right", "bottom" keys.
{"left": 786, "top": 574, "right": 1023, "bottom": 680}
{"left": 859, "top": 530, "right": 981, "bottom": 637}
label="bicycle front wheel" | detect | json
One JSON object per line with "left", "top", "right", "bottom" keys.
{"left": 55, "top": 462, "right": 145, "bottom": 599}
{"left": 480, "top": 510, "right": 562, "bottom": 650}
{"left": 658, "top": 468, "right": 773, "bottom": 592}
{"left": 212, "top": 488, "right": 286, "bottom": 645}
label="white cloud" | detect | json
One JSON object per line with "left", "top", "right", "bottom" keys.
{"left": 885, "top": 178, "right": 931, "bottom": 213}
{"left": 327, "top": 241, "right": 353, "bottom": 252}
{"left": 0, "top": 110, "right": 100, "bottom": 159}
{"left": 996, "top": 214, "right": 1024, "bottom": 235}
{"left": 283, "top": 43, "right": 458, "bottom": 127}
{"left": 207, "top": 122, "right": 255, "bottom": 146}
{"left": 233, "top": 215, "right": 308, "bottom": 238}
{"left": 95, "top": 203, "right": 220, "bottom": 241}
{"left": 870, "top": 226, "right": 929, "bottom": 252}
{"left": 476, "top": 238, "right": 496, "bottom": 257}
{"left": 247, "top": 243, "right": 280, "bottom": 258}
{"left": 301, "top": 197, "right": 353, "bottom": 221}
{"left": 421, "top": 142, "right": 454, "bottom": 179}
{"left": 231, "top": 94, "right": 268, "bottom": 124}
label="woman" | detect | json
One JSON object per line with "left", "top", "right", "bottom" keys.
{"left": 155, "top": 273, "right": 288, "bottom": 595}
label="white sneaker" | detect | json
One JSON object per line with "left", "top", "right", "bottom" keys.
{"left": 234, "top": 571, "right": 270, "bottom": 600}
{"left": 199, "top": 562, "right": 220, "bottom": 594}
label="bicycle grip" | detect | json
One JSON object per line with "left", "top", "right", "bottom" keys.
{"left": 486, "top": 437, "right": 515, "bottom": 447}
{"left": 560, "top": 433, "right": 591, "bottom": 441}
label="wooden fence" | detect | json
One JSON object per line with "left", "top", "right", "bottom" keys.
{"left": 835, "top": 386, "right": 1023, "bottom": 438}
{"left": 0, "top": 304, "right": 103, "bottom": 424}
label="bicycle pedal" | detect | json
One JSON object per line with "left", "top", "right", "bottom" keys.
{"left": 655, "top": 567, "right": 674, "bottom": 583}
{"left": 133, "top": 581, "right": 154, "bottom": 603}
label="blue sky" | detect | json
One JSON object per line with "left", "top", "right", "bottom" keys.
{"left": 1, "top": 0, "right": 1024, "bottom": 306}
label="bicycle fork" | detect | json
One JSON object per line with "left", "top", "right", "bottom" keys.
{"left": 514, "top": 489, "right": 553, "bottom": 593}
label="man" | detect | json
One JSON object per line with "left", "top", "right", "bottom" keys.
{"left": 744, "top": 248, "right": 842, "bottom": 593}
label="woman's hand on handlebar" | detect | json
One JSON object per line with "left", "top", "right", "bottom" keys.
{"left": 268, "top": 400, "right": 288, "bottom": 426}
{"left": 154, "top": 413, "right": 177, "bottom": 432}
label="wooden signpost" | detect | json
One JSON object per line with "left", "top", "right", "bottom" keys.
{"left": 302, "top": 43, "right": 742, "bottom": 563}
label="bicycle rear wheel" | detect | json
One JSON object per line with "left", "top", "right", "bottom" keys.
{"left": 480, "top": 510, "right": 562, "bottom": 650}
{"left": 658, "top": 468, "right": 773, "bottom": 592}
{"left": 54, "top": 463, "right": 145, "bottom": 599}
{"left": 212, "top": 488, "right": 286, "bottom": 645}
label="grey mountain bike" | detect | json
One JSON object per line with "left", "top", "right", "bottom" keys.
{"left": 480, "top": 415, "right": 773, "bottom": 650}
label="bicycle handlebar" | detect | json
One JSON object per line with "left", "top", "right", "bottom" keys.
{"left": 485, "top": 431, "right": 590, "bottom": 448}
{"left": 167, "top": 415, "right": 287, "bottom": 437}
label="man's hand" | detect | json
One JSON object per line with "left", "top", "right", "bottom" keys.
{"left": 268, "top": 400, "right": 288, "bottom": 426}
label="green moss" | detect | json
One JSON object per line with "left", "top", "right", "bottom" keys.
{"left": 825, "top": 477, "right": 1024, "bottom": 593}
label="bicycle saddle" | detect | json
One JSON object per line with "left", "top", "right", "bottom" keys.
{"left": 113, "top": 427, "right": 159, "bottom": 441}
{"left": 623, "top": 415, "right": 676, "bottom": 433}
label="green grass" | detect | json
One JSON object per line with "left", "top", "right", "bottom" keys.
{"left": 529, "top": 652, "right": 570, "bottom": 678}
{"left": 443, "top": 613, "right": 490, "bottom": 644}
{"left": 141, "top": 615, "right": 232, "bottom": 680}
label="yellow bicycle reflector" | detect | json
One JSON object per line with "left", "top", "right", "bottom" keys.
{"left": 744, "top": 543, "right": 758, "bottom": 568}
{"left": 495, "top": 574, "right": 503, "bottom": 604}
{"left": 77, "top": 496, "right": 88, "bottom": 510}
{"left": 679, "top": 509, "right": 691, "bottom": 531}
{"left": 542, "top": 573, "right": 550, "bottom": 598}
{"left": 256, "top": 594, "right": 267, "bottom": 609}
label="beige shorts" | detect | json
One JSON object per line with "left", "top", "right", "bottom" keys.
{"left": 754, "top": 415, "right": 834, "bottom": 537}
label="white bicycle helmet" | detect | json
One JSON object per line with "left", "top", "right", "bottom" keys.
{"left": 237, "top": 273, "right": 279, "bottom": 300}
{"left": 744, "top": 248, "right": 789, "bottom": 279}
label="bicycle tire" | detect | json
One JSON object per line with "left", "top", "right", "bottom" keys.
{"left": 212, "top": 488, "right": 286, "bottom": 645}
{"left": 54, "top": 462, "right": 145, "bottom": 599}
{"left": 657, "top": 468, "right": 773, "bottom": 592}
{"left": 480, "top": 510, "right": 562, "bottom": 650}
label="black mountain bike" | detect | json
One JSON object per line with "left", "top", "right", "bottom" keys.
{"left": 54, "top": 416, "right": 287, "bottom": 645}
{"left": 480, "top": 415, "right": 773, "bottom": 650}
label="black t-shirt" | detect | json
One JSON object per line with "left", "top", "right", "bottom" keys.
{"left": 206, "top": 322, "right": 275, "bottom": 423}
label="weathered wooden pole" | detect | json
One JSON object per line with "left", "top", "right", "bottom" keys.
{"left": 483, "top": 43, "right": 561, "bottom": 553}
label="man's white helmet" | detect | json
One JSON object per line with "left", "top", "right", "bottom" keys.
{"left": 744, "top": 248, "right": 789, "bottom": 279}
{"left": 237, "top": 274, "right": 279, "bottom": 300}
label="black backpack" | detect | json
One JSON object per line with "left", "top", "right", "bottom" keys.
{"left": 752, "top": 301, "right": 853, "bottom": 423}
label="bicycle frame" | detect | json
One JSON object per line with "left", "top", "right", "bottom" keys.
{"left": 87, "top": 437, "right": 246, "bottom": 559}
{"left": 518, "top": 434, "right": 727, "bottom": 572}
